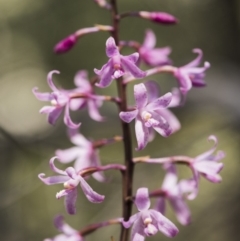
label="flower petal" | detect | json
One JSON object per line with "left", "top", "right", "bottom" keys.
{"left": 155, "top": 109, "right": 181, "bottom": 134}
{"left": 195, "top": 135, "right": 218, "bottom": 161}
{"left": 38, "top": 173, "right": 69, "bottom": 185}
{"left": 122, "top": 213, "right": 140, "bottom": 228}
{"left": 56, "top": 147, "right": 81, "bottom": 164}
{"left": 94, "top": 60, "right": 114, "bottom": 88}
{"left": 91, "top": 150, "right": 106, "bottom": 182}
{"left": 142, "top": 29, "right": 156, "bottom": 49}
{"left": 147, "top": 92, "right": 172, "bottom": 111}
{"left": 125, "top": 53, "right": 139, "bottom": 63}
{"left": 64, "top": 104, "right": 81, "bottom": 129}
{"left": 144, "top": 81, "right": 159, "bottom": 102}
{"left": 119, "top": 110, "right": 138, "bottom": 123}
{"left": 162, "top": 164, "right": 177, "bottom": 190}
{"left": 132, "top": 233, "right": 145, "bottom": 241}
{"left": 74, "top": 70, "right": 91, "bottom": 90}
{"left": 106, "top": 37, "right": 119, "bottom": 57}
{"left": 49, "top": 156, "right": 67, "bottom": 175}
{"left": 47, "top": 70, "right": 60, "bottom": 91}
{"left": 65, "top": 188, "right": 78, "bottom": 215}
{"left": 183, "top": 49, "right": 203, "bottom": 68}
{"left": 121, "top": 56, "right": 146, "bottom": 79}
{"left": 134, "top": 84, "right": 148, "bottom": 109}
{"left": 32, "top": 87, "right": 52, "bottom": 101}
{"left": 149, "top": 210, "right": 179, "bottom": 238}
{"left": 150, "top": 114, "right": 171, "bottom": 137}
{"left": 68, "top": 130, "right": 91, "bottom": 147}
{"left": 87, "top": 99, "right": 104, "bottom": 121}
{"left": 54, "top": 215, "right": 77, "bottom": 235}
{"left": 79, "top": 176, "right": 105, "bottom": 203}
{"left": 135, "top": 188, "right": 150, "bottom": 211}
{"left": 155, "top": 197, "right": 166, "bottom": 214}
{"left": 169, "top": 196, "right": 191, "bottom": 225}
{"left": 135, "top": 116, "right": 149, "bottom": 150}
{"left": 168, "top": 88, "right": 181, "bottom": 108}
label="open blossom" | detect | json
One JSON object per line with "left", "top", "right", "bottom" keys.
{"left": 119, "top": 81, "right": 181, "bottom": 150}
{"left": 94, "top": 37, "right": 146, "bottom": 88}
{"left": 56, "top": 128, "right": 105, "bottom": 182}
{"left": 146, "top": 135, "right": 224, "bottom": 200}
{"left": 32, "top": 70, "right": 81, "bottom": 129}
{"left": 33, "top": 70, "right": 104, "bottom": 128}
{"left": 186, "top": 135, "right": 225, "bottom": 199}
{"left": 155, "top": 164, "right": 192, "bottom": 225}
{"left": 44, "top": 215, "right": 83, "bottom": 241}
{"left": 139, "top": 29, "right": 171, "bottom": 66}
{"left": 122, "top": 188, "right": 178, "bottom": 241}
{"left": 173, "top": 48, "right": 210, "bottom": 95}
{"left": 39, "top": 157, "right": 104, "bottom": 214}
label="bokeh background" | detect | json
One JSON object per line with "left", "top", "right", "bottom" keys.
{"left": 0, "top": 0, "right": 239, "bottom": 240}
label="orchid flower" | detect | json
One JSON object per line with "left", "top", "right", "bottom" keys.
{"left": 139, "top": 29, "right": 172, "bottom": 67}
{"left": 119, "top": 81, "right": 181, "bottom": 150}
{"left": 39, "top": 157, "right": 104, "bottom": 214}
{"left": 44, "top": 215, "right": 83, "bottom": 241}
{"left": 56, "top": 128, "right": 105, "bottom": 182}
{"left": 173, "top": 49, "right": 210, "bottom": 95}
{"left": 32, "top": 71, "right": 81, "bottom": 129}
{"left": 155, "top": 164, "right": 192, "bottom": 225}
{"left": 122, "top": 188, "right": 178, "bottom": 241}
{"left": 146, "top": 135, "right": 225, "bottom": 200}
{"left": 94, "top": 37, "right": 146, "bottom": 88}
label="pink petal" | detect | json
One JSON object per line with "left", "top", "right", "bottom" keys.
{"left": 142, "top": 29, "right": 156, "bottom": 49}
{"left": 106, "top": 37, "right": 119, "bottom": 57}
{"left": 147, "top": 92, "right": 172, "bottom": 110}
{"left": 119, "top": 110, "right": 138, "bottom": 123}
{"left": 56, "top": 147, "right": 81, "bottom": 163}
{"left": 54, "top": 215, "right": 77, "bottom": 235}
{"left": 149, "top": 210, "right": 179, "bottom": 238}
{"left": 49, "top": 156, "right": 67, "bottom": 175}
{"left": 121, "top": 57, "right": 146, "bottom": 79}
{"left": 38, "top": 173, "right": 69, "bottom": 185}
{"left": 74, "top": 70, "right": 91, "bottom": 90}
{"left": 79, "top": 176, "right": 105, "bottom": 203}
{"left": 125, "top": 53, "right": 139, "bottom": 63}
{"left": 195, "top": 135, "right": 218, "bottom": 161}
{"left": 134, "top": 84, "right": 148, "bottom": 109}
{"left": 87, "top": 99, "right": 104, "bottom": 121}
{"left": 169, "top": 196, "right": 191, "bottom": 226}
{"left": 155, "top": 197, "right": 166, "bottom": 214}
{"left": 156, "top": 109, "right": 181, "bottom": 134}
{"left": 64, "top": 188, "right": 78, "bottom": 215}
{"left": 94, "top": 61, "right": 114, "bottom": 88}
{"left": 183, "top": 49, "right": 203, "bottom": 68}
{"left": 144, "top": 81, "right": 159, "bottom": 102}
{"left": 47, "top": 70, "right": 60, "bottom": 92}
{"left": 64, "top": 104, "right": 81, "bottom": 129}
{"left": 135, "top": 188, "right": 150, "bottom": 211}
{"left": 162, "top": 164, "right": 177, "bottom": 190}
{"left": 122, "top": 213, "right": 140, "bottom": 228}
{"left": 32, "top": 87, "right": 52, "bottom": 101}
{"left": 135, "top": 116, "right": 149, "bottom": 150}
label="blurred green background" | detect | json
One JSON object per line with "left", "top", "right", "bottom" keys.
{"left": 0, "top": 0, "right": 239, "bottom": 240}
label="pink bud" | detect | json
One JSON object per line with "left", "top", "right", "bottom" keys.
{"left": 54, "top": 34, "right": 77, "bottom": 54}
{"left": 139, "top": 11, "right": 178, "bottom": 25}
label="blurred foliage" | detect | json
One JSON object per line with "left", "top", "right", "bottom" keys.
{"left": 0, "top": 0, "right": 239, "bottom": 240}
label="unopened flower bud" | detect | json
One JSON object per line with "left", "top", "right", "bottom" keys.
{"left": 54, "top": 34, "right": 77, "bottom": 54}
{"left": 139, "top": 11, "right": 178, "bottom": 25}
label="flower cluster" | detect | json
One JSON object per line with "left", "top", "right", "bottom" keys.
{"left": 33, "top": 1, "right": 225, "bottom": 241}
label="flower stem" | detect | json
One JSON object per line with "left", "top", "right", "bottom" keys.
{"left": 80, "top": 218, "right": 122, "bottom": 236}
{"left": 110, "top": 1, "right": 134, "bottom": 241}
